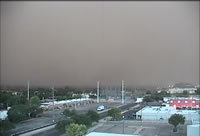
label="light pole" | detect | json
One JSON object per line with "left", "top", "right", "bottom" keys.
{"left": 141, "top": 109, "right": 143, "bottom": 127}
{"left": 97, "top": 81, "right": 100, "bottom": 103}
{"left": 52, "top": 87, "right": 55, "bottom": 123}
{"left": 122, "top": 80, "right": 125, "bottom": 104}
{"left": 122, "top": 115, "right": 125, "bottom": 134}
{"left": 27, "top": 80, "right": 30, "bottom": 101}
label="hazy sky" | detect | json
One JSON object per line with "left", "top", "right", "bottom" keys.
{"left": 1, "top": 1, "right": 199, "bottom": 88}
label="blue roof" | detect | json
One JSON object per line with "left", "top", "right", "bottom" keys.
{"left": 86, "top": 132, "right": 142, "bottom": 136}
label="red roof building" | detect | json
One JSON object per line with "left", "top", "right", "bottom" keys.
{"left": 169, "top": 98, "right": 200, "bottom": 108}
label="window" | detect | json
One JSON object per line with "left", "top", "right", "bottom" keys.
{"left": 185, "top": 100, "right": 188, "bottom": 103}
{"left": 192, "top": 101, "right": 195, "bottom": 103}
{"left": 177, "top": 100, "right": 180, "bottom": 103}
{"left": 170, "top": 100, "right": 173, "bottom": 103}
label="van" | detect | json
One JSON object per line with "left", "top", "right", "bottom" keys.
{"left": 97, "top": 105, "right": 105, "bottom": 111}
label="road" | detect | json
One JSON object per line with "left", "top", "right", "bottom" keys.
{"left": 32, "top": 103, "right": 139, "bottom": 136}
{"left": 8, "top": 102, "right": 121, "bottom": 136}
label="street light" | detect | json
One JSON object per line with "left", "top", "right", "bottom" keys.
{"left": 122, "top": 115, "right": 125, "bottom": 134}
{"left": 52, "top": 87, "right": 55, "bottom": 123}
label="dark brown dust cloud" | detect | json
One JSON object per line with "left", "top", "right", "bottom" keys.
{"left": 0, "top": 2, "right": 199, "bottom": 87}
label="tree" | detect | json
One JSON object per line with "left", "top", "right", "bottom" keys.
{"left": 183, "top": 90, "right": 189, "bottom": 96}
{"left": 0, "top": 92, "right": 27, "bottom": 108}
{"left": 7, "top": 104, "right": 29, "bottom": 123}
{"left": 146, "top": 91, "right": 151, "bottom": 95}
{"left": 28, "top": 106, "right": 43, "bottom": 118}
{"left": 0, "top": 119, "right": 15, "bottom": 134}
{"left": 143, "top": 96, "right": 153, "bottom": 102}
{"left": 72, "top": 114, "right": 92, "bottom": 127}
{"left": 168, "top": 114, "right": 185, "bottom": 132}
{"left": 87, "top": 110, "right": 100, "bottom": 122}
{"left": 63, "top": 109, "right": 77, "bottom": 117}
{"left": 108, "top": 107, "right": 121, "bottom": 120}
{"left": 196, "top": 87, "right": 200, "bottom": 95}
{"left": 29, "top": 96, "right": 42, "bottom": 117}
{"left": 65, "top": 123, "right": 87, "bottom": 136}
{"left": 30, "top": 96, "right": 40, "bottom": 107}
{"left": 55, "top": 118, "right": 74, "bottom": 132}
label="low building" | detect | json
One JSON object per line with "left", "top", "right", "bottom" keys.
{"left": 136, "top": 106, "right": 200, "bottom": 121}
{"left": 187, "top": 124, "right": 200, "bottom": 136}
{"left": 167, "top": 88, "right": 196, "bottom": 94}
{"left": 40, "top": 98, "right": 94, "bottom": 110}
{"left": 169, "top": 98, "right": 200, "bottom": 108}
{"left": 136, "top": 98, "right": 143, "bottom": 103}
{"left": 163, "top": 97, "right": 200, "bottom": 108}
{"left": 167, "top": 83, "right": 197, "bottom": 94}
{"left": 0, "top": 110, "right": 8, "bottom": 120}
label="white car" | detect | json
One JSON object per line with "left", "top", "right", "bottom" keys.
{"left": 97, "top": 105, "right": 105, "bottom": 111}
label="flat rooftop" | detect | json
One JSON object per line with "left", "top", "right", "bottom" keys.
{"left": 86, "top": 132, "right": 142, "bottom": 136}
{"left": 137, "top": 106, "right": 200, "bottom": 115}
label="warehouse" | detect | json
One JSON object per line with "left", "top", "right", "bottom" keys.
{"left": 136, "top": 106, "right": 200, "bottom": 121}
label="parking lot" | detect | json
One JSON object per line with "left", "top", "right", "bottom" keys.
{"left": 93, "top": 120, "right": 188, "bottom": 136}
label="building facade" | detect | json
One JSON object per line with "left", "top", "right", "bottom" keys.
{"left": 169, "top": 98, "right": 200, "bottom": 108}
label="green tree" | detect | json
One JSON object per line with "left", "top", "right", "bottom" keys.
{"left": 65, "top": 123, "right": 87, "bottom": 136}
{"left": 55, "top": 118, "right": 74, "bottom": 132}
{"left": 143, "top": 96, "right": 154, "bottom": 102}
{"left": 196, "top": 87, "right": 200, "bottom": 95}
{"left": 146, "top": 91, "right": 151, "bottom": 95}
{"left": 29, "top": 96, "right": 42, "bottom": 117}
{"left": 0, "top": 119, "right": 15, "bottom": 133}
{"left": 7, "top": 104, "right": 29, "bottom": 123}
{"left": 72, "top": 114, "right": 92, "bottom": 128}
{"left": 87, "top": 110, "right": 100, "bottom": 122}
{"left": 63, "top": 109, "right": 77, "bottom": 117}
{"left": 108, "top": 107, "right": 121, "bottom": 120}
{"left": 168, "top": 114, "right": 185, "bottom": 132}
{"left": 0, "top": 92, "right": 12, "bottom": 108}
{"left": 30, "top": 96, "right": 40, "bottom": 107}
{"left": 0, "top": 92, "right": 27, "bottom": 108}
{"left": 183, "top": 90, "right": 189, "bottom": 96}
{"left": 28, "top": 106, "right": 43, "bottom": 118}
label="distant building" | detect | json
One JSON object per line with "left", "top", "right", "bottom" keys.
{"left": 169, "top": 98, "right": 200, "bottom": 108}
{"left": 167, "top": 88, "right": 196, "bottom": 94}
{"left": 167, "top": 83, "right": 197, "bottom": 94}
{"left": 136, "top": 98, "right": 143, "bottom": 103}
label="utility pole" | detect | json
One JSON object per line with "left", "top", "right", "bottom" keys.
{"left": 52, "top": 87, "right": 55, "bottom": 123}
{"left": 122, "top": 80, "right": 125, "bottom": 104}
{"left": 27, "top": 80, "right": 30, "bottom": 101}
{"left": 97, "top": 81, "right": 100, "bottom": 103}
{"left": 123, "top": 115, "right": 125, "bottom": 134}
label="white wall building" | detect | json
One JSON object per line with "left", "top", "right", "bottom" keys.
{"left": 187, "top": 124, "right": 200, "bottom": 136}
{"left": 0, "top": 110, "right": 8, "bottom": 120}
{"left": 167, "top": 88, "right": 196, "bottom": 94}
{"left": 40, "top": 98, "right": 93, "bottom": 109}
{"left": 136, "top": 98, "right": 143, "bottom": 103}
{"left": 136, "top": 106, "right": 200, "bottom": 121}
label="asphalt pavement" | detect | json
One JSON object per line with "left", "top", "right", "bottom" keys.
{"left": 31, "top": 102, "right": 139, "bottom": 136}
{"left": 7, "top": 102, "right": 121, "bottom": 136}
